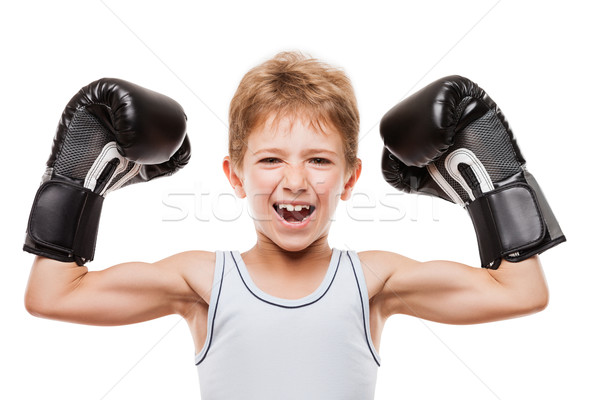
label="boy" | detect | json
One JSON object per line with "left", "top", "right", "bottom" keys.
{"left": 24, "top": 52, "right": 565, "bottom": 399}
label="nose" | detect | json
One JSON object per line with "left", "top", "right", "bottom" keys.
{"left": 282, "top": 163, "right": 308, "bottom": 194}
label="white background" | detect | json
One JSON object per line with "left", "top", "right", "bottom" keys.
{"left": 1, "top": 1, "right": 596, "bottom": 399}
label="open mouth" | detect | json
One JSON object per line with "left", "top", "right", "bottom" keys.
{"left": 273, "top": 203, "right": 316, "bottom": 223}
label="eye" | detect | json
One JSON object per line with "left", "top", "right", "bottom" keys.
{"left": 310, "top": 158, "right": 331, "bottom": 165}
{"left": 260, "top": 157, "right": 281, "bottom": 164}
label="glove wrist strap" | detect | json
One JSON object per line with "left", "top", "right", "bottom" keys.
{"left": 24, "top": 180, "right": 104, "bottom": 266}
{"left": 467, "top": 183, "right": 546, "bottom": 269}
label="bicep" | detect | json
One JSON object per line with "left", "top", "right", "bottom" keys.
{"left": 378, "top": 255, "right": 541, "bottom": 324}
{"left": 70, "top": 261, "right": 195, "bottom": 324}
{"left": 26, "top": 253, "right": 204, "bottom": 326}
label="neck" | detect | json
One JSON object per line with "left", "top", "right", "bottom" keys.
{"left": 246, "top": 234, "right": 332, "bottom": 268}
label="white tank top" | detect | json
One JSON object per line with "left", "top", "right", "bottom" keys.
{"left": 195, "top": 248, "right": 381, "bottom": 399}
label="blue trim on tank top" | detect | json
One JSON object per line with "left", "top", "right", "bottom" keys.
{"left": 230, "top": 248, "right": 342, "bottom": 308}
{"left": 195, "top": 251, "right": 225, "bottom": 366}
{"left": 347, "top": 251, "right": 382, "bottom": 366}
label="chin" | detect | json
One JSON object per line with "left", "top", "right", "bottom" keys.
{"left": 272, "top": 231, "right": 330, "bottom": 254}
{"left": 272, "top": 239, "right": 313, "bottom": 253}
{"left": 279, "top": 242, "right": 314, "bottom": 253}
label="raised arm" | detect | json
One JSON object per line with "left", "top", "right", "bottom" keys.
{"left": 22, "top": 78, "right": 197, "bottom": 325}
{"left": 373, "top": 75, "right": 565, "bottom": 323}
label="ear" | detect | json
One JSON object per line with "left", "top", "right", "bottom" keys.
{"left": 222, "top": 156, "right": 246, "bottom": 198}
{"left": 340, "top": 159, "right": 362, "bottom": 201}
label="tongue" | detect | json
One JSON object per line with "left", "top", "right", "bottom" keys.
{"left": 280, "top": 208, "right": 309, "bottom": 222}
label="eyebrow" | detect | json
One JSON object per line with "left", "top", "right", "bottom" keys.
{"left": 254, "top": 148, "right": 339, "bottom": 157}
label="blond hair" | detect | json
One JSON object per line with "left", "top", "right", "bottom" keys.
{"left": 228, "top": 51, "right": 360, "bottom": 175}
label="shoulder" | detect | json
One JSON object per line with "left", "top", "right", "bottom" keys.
{"left": 355, "top": 250, "right": 420, "bottom": 299}
{"left": 357, "top": 249, "right": 418, "bottom": 267}
{"left": 156, "top": 250, "right": 217, "bottom": 305}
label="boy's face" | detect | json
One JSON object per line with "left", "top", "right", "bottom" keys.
{"left": 223, "top": 113, "right": 361, "bottom": 252}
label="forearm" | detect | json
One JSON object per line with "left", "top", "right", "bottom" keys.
{"left": 486, "top": 256, "right": 549, "bottom": 313}
{"left": 24, "top": 256, "right": 89, "bottom": 317}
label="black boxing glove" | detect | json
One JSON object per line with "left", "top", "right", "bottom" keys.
{"left": 380, "top": 75, "right": 565, "bottom": 269}
{"left": 24, "top": 78, "right": 191, "bottom": 265}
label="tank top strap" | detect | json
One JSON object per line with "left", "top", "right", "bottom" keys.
{"left": 345, "top": 249, "right": 381, "bottom": 366}
{"left": 194, "top": 250, "right": 226, "bottom": 365}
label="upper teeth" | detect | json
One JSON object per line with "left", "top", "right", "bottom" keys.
{"left": 278, "top": 204, "right": 310, "bottom": 212}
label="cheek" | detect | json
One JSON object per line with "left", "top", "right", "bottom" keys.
{"left": 309, "top": 170, "right": 345, "bottom": 198}
{"left": 244, "top": 169, "right": 281, "bottom": 200}
{"left": 256, "top": 170, "right": 281, "bottom": 185}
